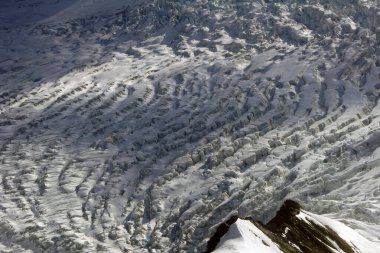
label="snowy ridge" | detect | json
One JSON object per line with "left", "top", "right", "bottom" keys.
{"left": 213, "top": 219, "right": 283, "bottom": 253}
{"left": 209, "top": 200, "right": 380, "bottom": 253}
{"left": 0, "top": 0, "right": 380, "bottom": 252}
{"left": 297, "top": 211, "right": 380, "bottom": 253}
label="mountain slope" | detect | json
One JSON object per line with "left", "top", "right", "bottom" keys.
{"left": 0, "top": 0, "right": 379, "bottom": 252}
{"left": 208, "top": 200, "right": 380, "bottom": 253}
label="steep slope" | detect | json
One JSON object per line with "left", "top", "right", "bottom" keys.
{"left": 0, "top": 0, "right": 379, "bottom": 252}
{"left": 207, "top": 200, "right": 380, "bottom": 253}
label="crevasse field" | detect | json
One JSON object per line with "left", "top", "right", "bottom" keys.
{"left": 0, "top": 0, "right": 379, "bottom": 252}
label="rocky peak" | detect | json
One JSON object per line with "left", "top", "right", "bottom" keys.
{"left": 206, "top": 200, "right": 378, "bottom": 253}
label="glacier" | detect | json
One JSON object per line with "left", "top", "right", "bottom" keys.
{"left": 0, "top": 0, "right": 379, "bottom": 252}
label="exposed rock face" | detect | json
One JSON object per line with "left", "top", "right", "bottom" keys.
{"left": 266, "top": 200, "right": 354, "bottom": 253}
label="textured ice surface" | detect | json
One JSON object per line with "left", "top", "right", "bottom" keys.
{"left": 0, "top": 0, "right": 379, "bottom": 252}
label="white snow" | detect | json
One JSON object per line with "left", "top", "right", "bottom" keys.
{"left": 303, "top": 211, "right": 380, "bottom": 253}
{"left": 214, "top": 219, "right": 283, "bottom": 253}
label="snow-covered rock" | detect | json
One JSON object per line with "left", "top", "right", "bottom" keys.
{"left": 207, "top": 200, "right": 380, "bottom": 253}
